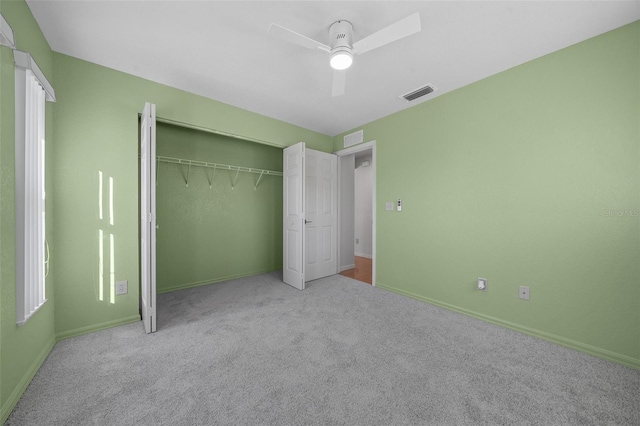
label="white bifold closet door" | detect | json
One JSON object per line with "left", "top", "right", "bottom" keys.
{"left": 283, "top": 142, "right": 337, "bottom": 290}
{"left": 140, "top": 102, "right": 157, "bottom": 333}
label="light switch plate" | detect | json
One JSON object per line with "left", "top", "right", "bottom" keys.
{"left": 385, "top": 202, "right": 393, "bottom": 211}
{"left": 478, "top": 278, "right": 488, "bottom": 291}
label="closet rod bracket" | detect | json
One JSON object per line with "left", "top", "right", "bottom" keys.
{"left": 231, "top": 167, "right": 240, "bottom": 190}
{"left": 254, "top": 170, "right": 266, "bottom": 190}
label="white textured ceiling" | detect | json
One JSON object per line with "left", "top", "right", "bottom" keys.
{"left": 26, "top": 1, "right": 640, "bottom": 136}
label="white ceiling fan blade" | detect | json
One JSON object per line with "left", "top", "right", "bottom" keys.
{"left": 331, "top": 70, "right": 346, "bottom": 97}
{"left": 352, "top": 12, "right": 421, "bottom": 55}
{"left": 269, "top": 23, "right": 331, "bottom": 53}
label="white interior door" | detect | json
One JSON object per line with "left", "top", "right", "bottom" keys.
{"left": 305, "top": 149, "right": 338, "bottom": 282}
{"left": 283, "top": 142, "right": 305, "bottom": 290}
{"left": 140, "top": 102, "right": 157, "bottom": 333}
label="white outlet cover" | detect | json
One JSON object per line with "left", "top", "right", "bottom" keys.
{"left": 116, "top": 280, "right": 128, "bottom": 295}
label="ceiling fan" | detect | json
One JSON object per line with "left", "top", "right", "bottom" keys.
{"left": 269, "top": 12, "right": 421, "bottom": 97}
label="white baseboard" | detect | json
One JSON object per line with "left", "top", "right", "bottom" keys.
{"left": 340, "top": 264, "right": 355, "bottom": 272}
{"left": 354, "top": 253, "right": 372, "bottom": 259}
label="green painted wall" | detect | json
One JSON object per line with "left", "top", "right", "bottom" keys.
{"left": 156, "top": 123, "right": 283, "bottom": 293}
{"left": 0, "top": 0, "right": 56, "bottom": 421}
{"left": 2, "top": 3, "right": 637, "bottom": 421}
{"left": 51, "top": 53, "right": 331, "bottom": 337}
{"left": 334, "top": 21, "right": 640, "bottom": 368}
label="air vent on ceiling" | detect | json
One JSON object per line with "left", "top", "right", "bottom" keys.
{"left": 344, "top": 129, "right": 364, "bottom": 148}
{"left": 402, "top": 84, "right": 437, "bottom": 102}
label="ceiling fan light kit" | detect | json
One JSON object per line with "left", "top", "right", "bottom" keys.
{"left": 270, "top": 12, "right": 422, "bottom": 97}
{"left": 330, "top": 49, "right": 352, "bottom": 70}
{"left": 329, "top": 20, "right": 354, "bottom": 70}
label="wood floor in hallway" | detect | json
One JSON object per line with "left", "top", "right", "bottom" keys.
{"left": 339, "top": 256, "right": 372, "bottom": 285}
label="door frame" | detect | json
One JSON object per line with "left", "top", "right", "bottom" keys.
{"left": 335, "top": 141, "right": 376, "bottom": 286}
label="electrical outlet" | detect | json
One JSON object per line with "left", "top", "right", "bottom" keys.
{"left": 477, "top": 278, "right": 488, "bottom": 291}
{"left": 519, "top": 286, "right": 529, "bottom": 301}
{"left": 116, "top": 280, "right": 128, "bottom": 295}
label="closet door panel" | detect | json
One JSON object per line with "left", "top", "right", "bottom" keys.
{"left": 140, "top": 102, "right": 157, "bottom": 333}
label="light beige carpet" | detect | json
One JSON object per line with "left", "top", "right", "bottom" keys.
{"left": 7, "top": 272, "right": 640, "bottom": 425}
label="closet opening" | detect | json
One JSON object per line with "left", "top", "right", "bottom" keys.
{"left": 153, "top": 121, "right": 284, "bottom": 298}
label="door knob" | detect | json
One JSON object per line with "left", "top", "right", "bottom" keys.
{"left": 305, "top": 220, "right": 312, "bottom": 224}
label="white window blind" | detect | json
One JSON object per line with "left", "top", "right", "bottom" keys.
{"left": 14, "top": 50, "right": 55, "bottom": 326}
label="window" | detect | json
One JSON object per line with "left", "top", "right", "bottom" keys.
{"left": 14, "top": 50, "right": 55, "bottom": 325}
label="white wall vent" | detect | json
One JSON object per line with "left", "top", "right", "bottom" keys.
{"left": 402, "top": 84, "right": 437, "bottom": 102}
{"left": 343, "top": 129, "right": 363, "bottom": 148}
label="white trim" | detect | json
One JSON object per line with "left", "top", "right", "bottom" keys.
{"left": 334, "top": 140, "right": 376, "bottom": 157}
{"left": 339, "top": 264, "right": 356, "bottom": 272}
{"left": 335, "top": 140, "right": 377, "bottom": 286}
{"left": 13, "top": 50, "right": 56, "bottom": 102}
{"left": 0, "top": 13, "right": 15, "bottom": 48}
{"left": 354, "top": 253, "right": 373, "bottom": 259}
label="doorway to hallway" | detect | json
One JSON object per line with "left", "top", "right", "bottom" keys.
{"left": 336, "top": 141, "right": 376, "bottom": 286}
{"left": 339, "top": 256, "right": 372, "bottom": 284}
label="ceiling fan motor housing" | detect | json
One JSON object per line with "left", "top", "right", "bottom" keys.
{"left": 329, "top": 20, "right": 353, "bottom": 53}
